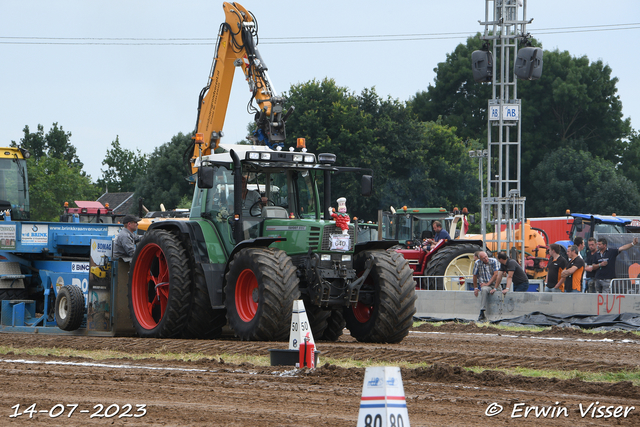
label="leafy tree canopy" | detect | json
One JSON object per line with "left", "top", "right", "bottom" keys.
{"left": 27, "top": 157, "right": 99, "bottom": 221}
{"left": 97, "top": 136, "right": 148, "bottom": 193}
{"left": 408, "top": 37, "right": 631, "bottom": 215}
{"left": 10, "top": 123, "right": 95, "bottom": 221}
{"left": 134, "top": 132, "right": 193, "bottom": 212}
{"left": 529, "top": 147, "right": 640, "bottom": 217}
{"left": 283, "top": 78, "right": 479, "bottom": 220}
{"left": 14, "top": 123, "right": 84, "bottom": 170}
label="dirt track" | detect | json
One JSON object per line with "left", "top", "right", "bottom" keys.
{"left": 2, "top": 323, "right": 640, "bottom": 426}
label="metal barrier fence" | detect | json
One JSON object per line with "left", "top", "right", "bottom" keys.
{"left": 610, "top": 278, "right": 640, "bottom": 294}
{"left": 413, "top": 275, "right": 474, "bottom": 291}
{"left": 414, "top": 276, "right": 545, "bottom": 292}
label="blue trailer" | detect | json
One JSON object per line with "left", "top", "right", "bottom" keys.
{"left": 0, "top": 147, "right": 134, "bottom": 336}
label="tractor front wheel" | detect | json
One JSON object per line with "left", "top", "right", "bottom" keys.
{"left": 345, "top": 250, "right": 416, "bottom": 343}
{"left": 225, "top": 247, "right": 300, "bottom": 341}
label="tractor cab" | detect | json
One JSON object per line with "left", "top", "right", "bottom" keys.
{"left": 557, "top": 213, "right": 631, "bottom": 252}
{"left": 191, "top": 144, "right": 371, "bottom": 257}
{"left": 0, "top": 147, "right": 30, "bottom": 221}
{"left": 380, "top": 207, "right": 452, "bottom": 249}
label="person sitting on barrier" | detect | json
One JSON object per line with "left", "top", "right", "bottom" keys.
{"left": 584, "top": 237, "right": 598, "bottom": 293}
{"left": 545, "top": 244, "right": 567, "bottom": 293}
{"left": 473, "top": 251, "right": 501, "bottom": 322}
{"left": 496, "top": 252, "right": 529, "bottom": 293}
{"left": 113, "top": 215, "right": 141, "bottom": 263}
{"left": 593, "top": 236, "right": 638, "bottom": 293}
{"left": 560, "top": 245, "right": 585, "bottom": 293}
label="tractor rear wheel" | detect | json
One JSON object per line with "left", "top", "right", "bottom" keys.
{"left": 304, "top": 303, "right": 331, "bottom": 340}
{"left": 321, "top": 310, "right": 345, "bottom": 341}
{"left": 181, "top": 264, "right": 227, "bottom": 339}
{"left": 128, "top": 230, "right": 192, "bottom": 338}
{"left": 55, "top": 285, "right": 85, "bottom": 331}
{"left": 304, "top": 305, "right": 345, "bottom": 341}
{"left": 345, "top": 250, "right": 416, "bottom": 343}
{"left": 225, "top": 247, "right": 300, "bottom": 341}
{"left": 425, "top": 243, "right": 483, "bottom": 290}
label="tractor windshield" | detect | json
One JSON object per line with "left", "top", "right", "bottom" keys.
{"left": 0, "top": 156, "right": 30, "bottom": 220}
{"left": 381, "top": 211, "right": 450, "bottom": 243}
{"left": 197, "top": 164, "right": 319, "bottom": 249}
{"left": 570, "top": 220, "right": 626, "bottom": 242}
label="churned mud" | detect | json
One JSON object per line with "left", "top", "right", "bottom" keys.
{"left": 1, "top": 323, "right": 639, "bottom": 426}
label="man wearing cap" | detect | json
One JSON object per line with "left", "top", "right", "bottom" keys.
{"left": 113, "top": 215, "right": 141, "bottom": 262}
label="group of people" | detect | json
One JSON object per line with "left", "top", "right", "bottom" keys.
{"left": 472, "top": 234, "right": 640, "bottom": 321}
{"left": 472, "top": 250, "right": 530, "bottom": 322}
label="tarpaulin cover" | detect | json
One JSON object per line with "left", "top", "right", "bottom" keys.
{"left": 415, "top": 312, "right": 640, "bottom": 330}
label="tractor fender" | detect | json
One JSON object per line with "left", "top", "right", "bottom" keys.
{"left": 147, "top": 220, "right": 210, "bottom": 263}
{"left": 354, "top": 240, "right": 398, "bottom": 256}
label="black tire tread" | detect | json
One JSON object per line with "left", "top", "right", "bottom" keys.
{"left": 128, "top": 229, "right": 192, "bottom": 338}
{"left": 226, "top": 247, "right": 300, "bottom": 341}
{"left": 55, "top": 285, "right": 85, "bottom": 331}
{"left": 424, "top": 243, "right": 483, "bottom": 277}
{"left": 346, "top": 250, "right": 416, "bottom": 343}
{"left": 321, "top": 310, "right": 345, "bottom": 342}
{"left": 181, "top": 264, "right": 226, "bottom": 339}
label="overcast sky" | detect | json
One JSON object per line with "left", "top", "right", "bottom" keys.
{"left": 1, "top": 1, "right": 639, "bottom": 181}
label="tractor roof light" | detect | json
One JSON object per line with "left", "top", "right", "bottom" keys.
{"left": 318, "top": 153, "right": 336, "bottom": 165}
{"left": 19, "top": 147, "right": 31, "bottom": 159}
{"left": 297, "top": 138, "right": 306, "bottom": 150}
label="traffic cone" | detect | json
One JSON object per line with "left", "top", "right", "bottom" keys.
{"left": 357, "top": 366, "right": 411, "bottom": 427}
{"left": 288, "top": 300, "right": 317, "bottom": 368}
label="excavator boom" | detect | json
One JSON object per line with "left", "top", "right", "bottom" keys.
{"left": 191, "top": 2, "right": 293, "bottom": 174}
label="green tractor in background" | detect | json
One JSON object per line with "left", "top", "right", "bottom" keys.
{"left": 127, "top": 144, "right": 416, "bottom": 343}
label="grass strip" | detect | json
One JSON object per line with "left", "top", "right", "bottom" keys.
{"left": 2, "top": 345, "right": 638, "bottom": 386}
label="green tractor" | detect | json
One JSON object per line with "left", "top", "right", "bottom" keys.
{"left": 127, "top": 145, "right": 416, "bottom": 343}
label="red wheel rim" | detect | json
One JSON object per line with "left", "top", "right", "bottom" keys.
{"left": 352, "top": 302, "right": 374, "bottom": 323}
{"left": 353, "top": 271, "right": 374, "bottom": 323}
{"left": 131, "top": 243, "right": 170, "bottom": 330}
{"left": 236, "top": 269, "right": 258, "bottom": 322}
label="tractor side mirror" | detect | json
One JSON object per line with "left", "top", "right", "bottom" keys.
{"left": 468, "top": 214, "right": 476, "bottom": 224}
{"left": 197, "top": 166, "right": 214, "bottom": 189}
{"left": 361, "top": 175, "right": 373, "bottom": 197}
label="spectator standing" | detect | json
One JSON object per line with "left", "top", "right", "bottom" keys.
{"left": 473, "top": 251, "right": 502, "bottom": 322}
{"left": 497, "top": 252, "right": 529, "bottom": 293}
{"left": 113, "top": 215, "right": 141, "bottom": 262}
{"left": 546, "top": 244, "right": 567, "bottom": 292}
{"left": 584, "top": 238, "right": 598, "bottom": 293}
{"left": 593, "top": 237, "right": 638, "bottom": 293}
{"left": 573, "top": 236, "right": 585, "bottom": 258}
{"left": 560, "top": 245, "right": 585, "bottom": 293}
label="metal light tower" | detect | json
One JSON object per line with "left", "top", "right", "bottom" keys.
{"left": 475, "top": 0, "right": 539, "bottom": 265}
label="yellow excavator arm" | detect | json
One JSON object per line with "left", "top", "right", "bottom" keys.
{"left": 190, "top": 1, "right": 294, "bottom": 174}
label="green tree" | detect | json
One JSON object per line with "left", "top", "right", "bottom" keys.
{"left": 409, "top": 38, "right": 631, "bottom": 214}
{"left": 619, "top": 131, "right": 640, "bottom": 187}
{"left": 97, "top": 136, "right": 148, "bottom": 192}
{"left": 528, "top": 147, "right": 640, "bottom": 216}
{"left": 15, "top": 123, "right": 83, "bottom": 169}
{"left": 282, "top": 78, "right": 479, "bottom": 220}
{"left": 409, "top": 35, "right": 490, "bottom": 141}
{"left": 28, "top": 157, "right": 99, "bottom": 221}
{"left": 134, "top": 132, "right": 193, "bottom": 212}
{"left": 11, "top": 123, "right": 95, "bottom": 221}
